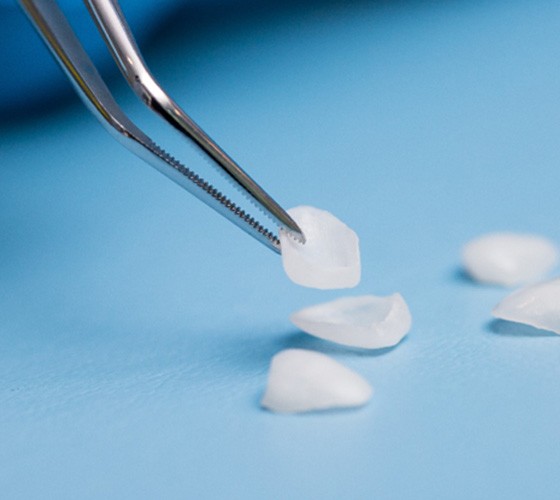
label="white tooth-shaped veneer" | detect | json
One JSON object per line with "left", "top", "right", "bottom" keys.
{"left": 493, "top": 278, "right": 560, "bottom": 334}
{"left": 290, "top": 294, "right": 411, "bottom": 349}
{"left": 280, "top": 206, "right": 360, "bottom": 289}
{"left": 261, "top": 349, "right": 372, "bottom": 414}
{"left": 462, "top": 232, "right": 558, "bottom": 286}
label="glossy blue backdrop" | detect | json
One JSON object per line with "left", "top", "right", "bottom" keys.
{"left": 2, "top": 0, "right": 560, "bottom": 498}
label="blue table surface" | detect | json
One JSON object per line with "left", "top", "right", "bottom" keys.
{"left": 2, "top": 0, "right": 560, "bottom": 498}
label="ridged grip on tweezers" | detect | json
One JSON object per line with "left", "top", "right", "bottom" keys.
{"left": 18, "top": 0, "right": 287, "bottom": 253}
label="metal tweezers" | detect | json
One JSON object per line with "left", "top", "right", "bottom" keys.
{"left": 19, "top": 0, "right": 305, "bottom": 253}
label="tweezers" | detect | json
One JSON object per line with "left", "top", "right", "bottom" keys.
{"left": 19, "top": 0, "right": 305, "bottom": 253}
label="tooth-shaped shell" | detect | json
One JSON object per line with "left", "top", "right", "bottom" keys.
{"left": 280, "top": 206, "right": 360, "bottom": 289}
{"left": 261, "top": 349, "right": 372, "bottom": 413}
{"left": 492, "top": 278, "right": 560, "bottom": 334}
{"left": 462, "top": 232, "right": 558, "bottom": 286}
{"left": 290, "top": 294, "right": 411, "bottom": 349}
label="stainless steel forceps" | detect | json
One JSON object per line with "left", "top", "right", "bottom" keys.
{"left": 19, "top": 0, "right": 305, "bottom": 253}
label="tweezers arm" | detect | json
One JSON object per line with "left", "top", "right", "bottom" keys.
{"left": 18, "top": 0, "right": 172, "bottom": 167}
{"left": 19, "top": 0, "right": 283, "bottom": 253}
{"left": 19, "top": 0, "right": 133, "bottom": 135}
{"left": 84, "top": 0, "right": 305, "bottom": 243}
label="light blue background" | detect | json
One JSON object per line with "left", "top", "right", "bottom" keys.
{"left": 2, "top": 0, "right": 560, "bottom": 498}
